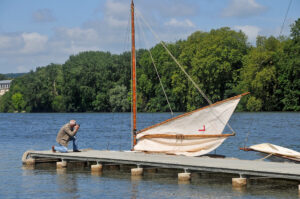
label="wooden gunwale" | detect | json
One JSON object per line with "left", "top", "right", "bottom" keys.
{"left": 139, "top": 133, "right": 235, "bottom": 140}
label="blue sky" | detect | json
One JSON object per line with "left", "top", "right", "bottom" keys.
{"left": 0, "top": 0, "right": 299, "bottom": 73}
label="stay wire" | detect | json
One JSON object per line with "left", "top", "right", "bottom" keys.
{"left": 136, "top": 13, "right": 174, "bottom": 117}
{"left": 122, "top": 11, "right": 131, "bottom": 53}
{"left": 136, "top": 9, "right": 236, "bottom": 134}
{"left": 242, "top": 116, "right": 255, "bottom": 148}
{"left": 280, "top": 0, "right": 292, "bottom": 36}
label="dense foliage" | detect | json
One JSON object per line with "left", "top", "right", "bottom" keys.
{"left": 4, "top": 73, "right": 26, "bottom": 79}
{"left": 1, "top": 19, "right": 299, "bottom": 112}
{"left": 0, "top": 74, "right": 7, "bottom": 80}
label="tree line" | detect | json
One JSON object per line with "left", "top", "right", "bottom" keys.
{"left": 0, "top": 19, "right": 299, "bottom": 113}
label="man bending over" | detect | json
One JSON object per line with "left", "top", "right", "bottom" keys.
{"left": 52, "top": 120, "right": 81, "bottom": 153}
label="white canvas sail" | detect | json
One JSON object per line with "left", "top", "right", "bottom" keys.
{"left": 134, "top": 94, "right": 244, "bottom": 156}
{"left": 249, "top": 143, "right": 300, "bottom": 158}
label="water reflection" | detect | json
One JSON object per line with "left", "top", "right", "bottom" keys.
{"left": 91, "top": 171, "right": 102, "bottom": 177}
{"left": 178, "top": 180, "right": 190, "bottom": 185}
{"left": 56, "top": 168, "right": 67, "bottom": 175}
{"left": 22, "top": 165, "right": 35, "bottom": 177}
{"left": 130, "top": 175, "right": 141, "bottom": 199}
{"left": 56, "top": 170, "right": 79, "bottom": 198}
{"left": 21, "top": 163, "right": 300, "bottom": 199}
{"left": 232, "top": 185, "right": 247, "bottom": 194}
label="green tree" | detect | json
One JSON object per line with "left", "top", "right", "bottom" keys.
{"left": 109, "top": 85, "right": 129, "bottom": 112}
{"left": 11, "top": 92, "right": 25, "bottom": 112}
{"left": 237, "top": 36, "right": 282, "bottom": 111}
{"left": 52, "top": 95, "right": 65, "bottom": 112}
{"left": 180, "top": 28, "right": 248, "bottom": 111}
{"left": 1, "top": 19, "right": 299, "bottom": 113}
{"left": 0, "top": 92, "right": 13, "bottom": 112}
{"left": 246, "top": 96, "right": 262, "bottom": 112}
{"left": 0, "top": 74, "right": 6, "bottom": 80}
{"left": 277, "top": 19, "right": 300, "bottom": 111}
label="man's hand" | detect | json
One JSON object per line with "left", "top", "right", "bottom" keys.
{"left": 75, "top": 124, "right": 80, "bottom": 130}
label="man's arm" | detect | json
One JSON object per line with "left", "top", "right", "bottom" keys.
{"left": 64, "top": 124, "right": 79, "bottom": 137}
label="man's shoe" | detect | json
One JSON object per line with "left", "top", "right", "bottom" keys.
{"left": 73, "top": 150, "right": 81, "bottom": 152}
{"left": 52, "top": 146, "right": 56, "bottom": 153}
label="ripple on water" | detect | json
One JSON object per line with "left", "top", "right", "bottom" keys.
{"left": 0, "top": 112, "right": 299, "bottom": 198}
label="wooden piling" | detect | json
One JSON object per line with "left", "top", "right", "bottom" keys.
{"left": 91, "top": 164, "right": 103, "bottom": 173}
{"left": 232, "top": 178, "right": 247, "bottom": 187}
{"left": 178, "top": 173, "right": 191, "bottom": 181}
{"left": 131, "top": 168, "right": 143, "bottom": 176}
{"left": 57, "top": 160, "right": 67, "bottom": 169}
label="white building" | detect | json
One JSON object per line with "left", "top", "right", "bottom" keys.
{"left": 0, "top": 80, "right": 12, "bottom": 96}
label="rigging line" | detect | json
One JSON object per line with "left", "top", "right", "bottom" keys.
{"left": 122, "top": 10, "right": 131, "bottom": 53}
{"left": 257, "top": 153, "right": 273, "bottom": 161}
{"left": 280, "top": 0, "right": 292, "bottom": 36}
{"left": 136, "top": 9, "right": 236, "bottom": 134}
{"left": 136, "top": 13, "right": 174, "bottom": 116}
{"left": 242, "top": 116, "right": 255, "bottom": 148}
{"left": 149, "top": 52, "right": 174, "bottom": 116}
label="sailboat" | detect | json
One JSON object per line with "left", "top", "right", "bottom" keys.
{"left": 129, "top": 0, "right": 249, "bottom": 157}
{"left": 240, "top": 143, "right": 300, "bottom": 163}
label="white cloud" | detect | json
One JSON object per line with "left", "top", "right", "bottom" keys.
{"left": 0, "top": 0, "right": 199, "bottom": 73}
{"left": 32, "top": 9, "right": 55, "bottom": 23}
{"left": 21, "top": 33, "right": 48, "bottom": 54}
{"left": 222, "top": 0, "right": 266, "bottom": 17}
{"left": 234, "top": 25, "right": 260, "bottom": 44}
{"left": 165, "top": 18, "right": 196, "bottom": 28}
{"left": 17, "top": 65, "right": 30, "bottom": 73}
{"left": 55, "top": 27, "right": 99, "bottom": 42}
{"left": 0, "top": 32, "right": 48, "bottom": 55}
{"left": 159, "top": 1, "right": 197, "bottom": 17}
{"left": 140, "top": 0, "right": 197, "bottom": 18}
{"left": 0, "top": 34, "right": 24, "bottom": 51}
{"left": 106, "top": 0, "right": 128, "bottom": 16}
{"left": 104, "top": 0, "right": 128, "bottom": 27}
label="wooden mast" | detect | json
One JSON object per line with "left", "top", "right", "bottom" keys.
{"left": 131, "top": 0, "right": 137, "bottom": 147}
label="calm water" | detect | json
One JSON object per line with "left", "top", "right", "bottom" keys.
{"left": 0, "top": 112, "right": 299, "bottom": 199}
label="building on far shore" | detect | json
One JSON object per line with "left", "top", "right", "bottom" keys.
{"left": 0, "top": 80, "right": 12, "bottom": 96}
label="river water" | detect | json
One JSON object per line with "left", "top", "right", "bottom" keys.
{"left": 0, "top": 112, "right": 299, "bottom": 198}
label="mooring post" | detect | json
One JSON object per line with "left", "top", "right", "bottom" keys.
{"left": 91, "top": 162, "right": 103, "bottom": 173}
{"left": 232, "top": 174, "right": 247, "bottom": 187}
{"left": 57, "top": 159, "right": 67, "bottom": 169}
{"left": 178, "top": 168, "right": 191, "bottom": 181}
{"left": 131, "top": 164, "right": 143, "bottom": 176}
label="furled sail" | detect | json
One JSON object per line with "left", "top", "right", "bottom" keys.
{"left": 243, "top": 143, "right": 300, "bottom": 161}
{"left": 134, "top": 93, "right": 247, "bottom": 156}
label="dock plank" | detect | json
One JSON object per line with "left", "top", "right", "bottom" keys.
{"left": 26, "top": 150, "right": 300, "bottom": 180}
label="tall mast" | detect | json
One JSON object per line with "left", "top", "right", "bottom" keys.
{"left": 131, "top": 0, "right": 137, "bottom": 147}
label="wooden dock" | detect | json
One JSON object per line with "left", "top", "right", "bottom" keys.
{"left": 22, "top": 149, "right": 300, "bottom": 181}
